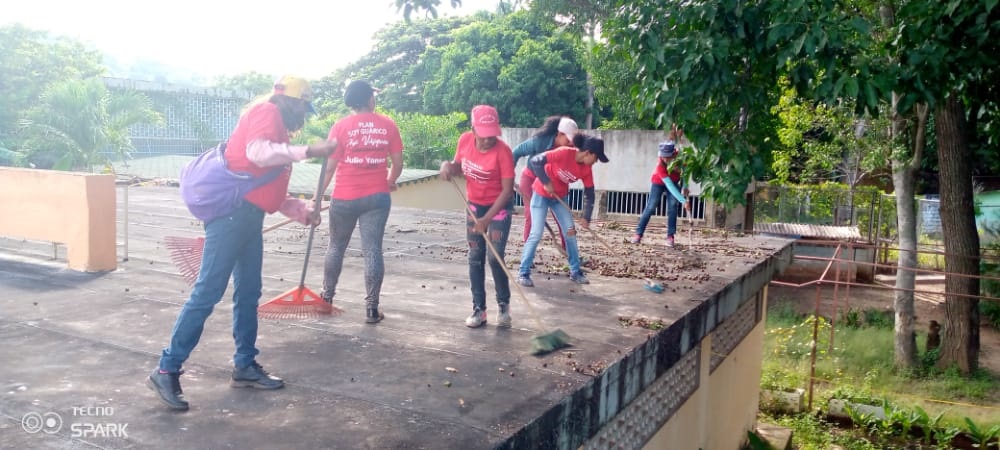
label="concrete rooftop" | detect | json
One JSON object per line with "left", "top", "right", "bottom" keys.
{"left": 0, "top": 185, "right": 792, "bottom": 449}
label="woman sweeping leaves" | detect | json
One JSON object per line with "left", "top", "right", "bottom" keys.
{"left": 439, "top": 105, "right": 515, "bottom": 328}
{"left": 517, "top": 135, "right": 608, "bottom": 287}
{"left": 632, "top": 124, "right": 690, "bottom": 248}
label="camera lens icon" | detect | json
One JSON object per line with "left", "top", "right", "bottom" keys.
{"left": 21, "top": 411, "right": 63, "bottom": 434}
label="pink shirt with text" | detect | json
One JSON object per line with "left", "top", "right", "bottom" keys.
{"left": 327, "top": 112, "right": 403, "bottom": 200}
{"left": 453, "top": 131, "right": 514, "bottom": 205}
{"left": 531, "top": 147, "right": 594, "bottom": 199}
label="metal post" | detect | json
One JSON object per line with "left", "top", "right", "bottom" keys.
{"left": 122, "top": 183, "right": 129, "bottom": 261}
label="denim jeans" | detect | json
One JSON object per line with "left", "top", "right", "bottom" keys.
{"left": 518, "top": 174, "right": 564, "bottom": 247}
{"left": 160, "top": 202, "right": 265, "bottom": 372}
{"left": 467, "top": 202, "right": 512, "bottom": 311}
{"left": 635, "top": 181, "right": 682, "bottom": 238}
{"left": 322, "top": 193, "right": 391, "bottom": 309}
{"left": 518, "top": 194, "right": 581, "bottom": 277}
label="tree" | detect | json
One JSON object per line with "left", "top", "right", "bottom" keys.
{"left": 212, "top": 71, "right": 276, "bottom": 98}
{"left": 772, "top": 81, "right": 891, "bottom": 188}
{"left": 394, "top": 0, "right": 463, "bottom": 20}
{"left": 334, "top": 16, "right": 477, "bottom": 114}
{"left": 0, "top": 24, "right": 104, "bottom": 146}
{"left": 893, "top": 0, "right": 1000, "bottom": 374}
{"left": 18, "top": 78, "right": 162, "bottom": 171}
{"left": 420, "top": 11, "right": 588, "bottom": 127}
{"left": 388, "top": 111, "right": 467, "bottom": 169}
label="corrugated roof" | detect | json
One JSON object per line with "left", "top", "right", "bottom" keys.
{"left": 754, "top": 222, "right": 863, "bottom": 241}
{"left": 110, "top": 155, "right": 439, "bottom": 196}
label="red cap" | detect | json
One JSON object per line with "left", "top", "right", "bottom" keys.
{"left": 471, "top": 105, "right": 502, "bottom": 138}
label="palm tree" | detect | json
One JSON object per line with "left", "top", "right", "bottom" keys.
{"left": 18, "top": 78, "right": 163, "bottom": 171}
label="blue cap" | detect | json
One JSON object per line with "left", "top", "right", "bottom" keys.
{"left": 658, "top": 141, "right": 676, "bottom": 157}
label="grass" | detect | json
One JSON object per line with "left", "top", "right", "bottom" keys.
{"left": 762, "top": 304, "right": 1000, "bottom": 429}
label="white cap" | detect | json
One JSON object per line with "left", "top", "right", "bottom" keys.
{"left": 558, "top": 117, "right": 578, "bottom": 141}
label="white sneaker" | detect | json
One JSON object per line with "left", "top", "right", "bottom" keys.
{"left": 496, "top": 304, "right": 511, "bottom": 328}
{"left": 465, "top": 309, "right": 487, "bottom": 328}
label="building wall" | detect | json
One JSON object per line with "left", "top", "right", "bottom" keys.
{"left": 0, "top": 168, "right": 117, "bottom": 271}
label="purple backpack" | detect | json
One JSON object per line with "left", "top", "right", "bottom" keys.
{"left": 179, "top": 143, "right": 283, "bottom": 223}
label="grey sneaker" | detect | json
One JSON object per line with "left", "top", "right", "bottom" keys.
{"left": 570, "top": 271, "right": 590, "bottom": 284}
{"left": 465, "top": 309, "right": 487, "bottom": 328}
{"left": 496, "top": 304, "right": 512, "bottom": 328}
{"left": 516, "top": 275, "right": 534, "bottom": 287}
{"left": 231, "top": 362, "right": 284, "bottom": 390}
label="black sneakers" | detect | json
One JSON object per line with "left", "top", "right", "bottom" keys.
{"left": 231, "top": 362, "right": 285, "bottom": 390}
{"left": 366, "top": 307, "right": 384, "bottom": 324}
{"left": 147, "top": 369, "right": 189, "bottom": 411}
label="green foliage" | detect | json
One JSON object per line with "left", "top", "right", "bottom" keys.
{"left": 18, "top": 78, "right": 162, "bottom": 170}
{"left": 0, "top": 24, "right": 104, "bottom": 145}
{"left": 212, "top": 71, "right": 275, "bottom": 98}
{"left": 964, "top": 416, "right": 1000, "bottom": 448}
{"left": 320, "top": 15, "right": 477, "bottom": 114}
{"left": 387, "top": 110, "right": 466, "bottom": 169}
{"left": 394, "top": 0, "right": 464, "bottom": 21}
{"left": 420, "top": 11, "right": 589, "bottom": 127}
{"left": 771, "top": 78, "right": 894, "bottom": 186}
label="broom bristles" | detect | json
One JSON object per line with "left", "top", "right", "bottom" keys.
{"left": 530, "top": 329, "right": 571, "bottom": 355}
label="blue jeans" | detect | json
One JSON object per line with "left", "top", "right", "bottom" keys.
{"left": 160, "top": 202, "right": 265, "bottom": 372}
{"left": 322, "top": 193, "right": 391, "bottom": 309}
{"left": 467, "top": 202, "right": 512, "bottom": 311}
{"left": 635, "top": 182, "right": 682, "bottom": 238}
{"left": 519, "top": 194, "right": 581, "bottom": 277}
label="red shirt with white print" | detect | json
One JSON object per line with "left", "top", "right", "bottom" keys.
{"left": 531, "top": 146, "right": 594, "bottom": 199}
{"left": 327, "top": 112, "right": 403, "bottom": 200}
{"left": 453, "top": 131, "right": 514, "bottom": 205}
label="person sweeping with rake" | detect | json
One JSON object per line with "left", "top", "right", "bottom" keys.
{"left": 439, "top": 105, "right": 516, "bottom": 328}
{"left": 148, "top": 76, "right": 338, "bottom": 411}
{"left": 631, "top": 124, "right": 690, "bottom": 249}
{"left": 517, "top": 134, "right": 609, "bottom": 287}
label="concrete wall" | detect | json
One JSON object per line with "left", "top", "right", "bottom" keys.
{"left": 643, "top": 294, "right": 767, "bottom": 450}
{"left": 0, "top": 168, "right": 117, "bottom": 271}
{"left": 779, "top": 242, "right": 875, "bottom": 283}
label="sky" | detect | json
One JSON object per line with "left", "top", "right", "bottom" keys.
{"left": 3, "top": 0, "right": 501, "bottom": 81}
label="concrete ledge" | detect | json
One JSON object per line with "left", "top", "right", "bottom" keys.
{"left": 0, "top": 168, "right": 116, "bottom": 271}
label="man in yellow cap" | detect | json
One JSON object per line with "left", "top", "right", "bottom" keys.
{"left": 148, "top": 75, "right": 337, "bottom": 411}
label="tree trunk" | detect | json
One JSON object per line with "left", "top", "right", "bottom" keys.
{"left": 890, "top": 93, "right": 921, "bottom": 370}
{"left": 935, "top": 92, "right": 981, "bottom": 375}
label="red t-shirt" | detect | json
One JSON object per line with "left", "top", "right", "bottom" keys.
{"left": 327, "top": 112, "right": 404, "bottom": 200}
{"left": 225, "top": 101, "right": 292, "bottom": 213}
{"left": 453, "top": 131, "right": 514, "bottom": 205}
{"left": 532, "top": 147, "right": 594, "bottom": 199}
{"left": 651, "top": 160, "right": 682, "bottom": 185}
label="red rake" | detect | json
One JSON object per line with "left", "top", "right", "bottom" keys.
{"left": 165, "top": 205, "right": 329, "bottom": 286}
{"left": 259, "top": 155, "right": 342, "bottom": 320}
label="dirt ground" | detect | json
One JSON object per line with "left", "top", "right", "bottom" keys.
{"left": 766, "top": 282, "right": 1000, "bottom": 377}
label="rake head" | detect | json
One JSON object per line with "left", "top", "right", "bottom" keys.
{"left": 258, "top": 286, "right": 344, "bottom": 320}
{"left": 164, "top": 236, "right": 205, "bottom": 286}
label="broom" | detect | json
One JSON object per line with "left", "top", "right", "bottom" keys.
{"left": 258, "top": 156, "right": 343, "bottom": 320}
{"left": 552, "top": 196, "right": 617, "bottom": 254}
{"left": 448, "top": 179, "right": 570, "bottom": 355}
{"left": 165, "top": 205, "right": 330, "bottom": 286}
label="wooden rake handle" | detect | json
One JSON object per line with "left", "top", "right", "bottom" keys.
{"left": 261, "top": 204, "right": 330, "bottom": 234}
{"left": 552, "top": 195, "right": 616, "bottom": 254}
{"left": 515, "top": 185, "right": 569, "bottom": 258}
{"left": 448, "top": 178, "right": 549, "bottom": 333}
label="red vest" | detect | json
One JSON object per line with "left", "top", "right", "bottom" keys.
{"left": 224, "top": 102, "right": 293, "bottom": 213}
